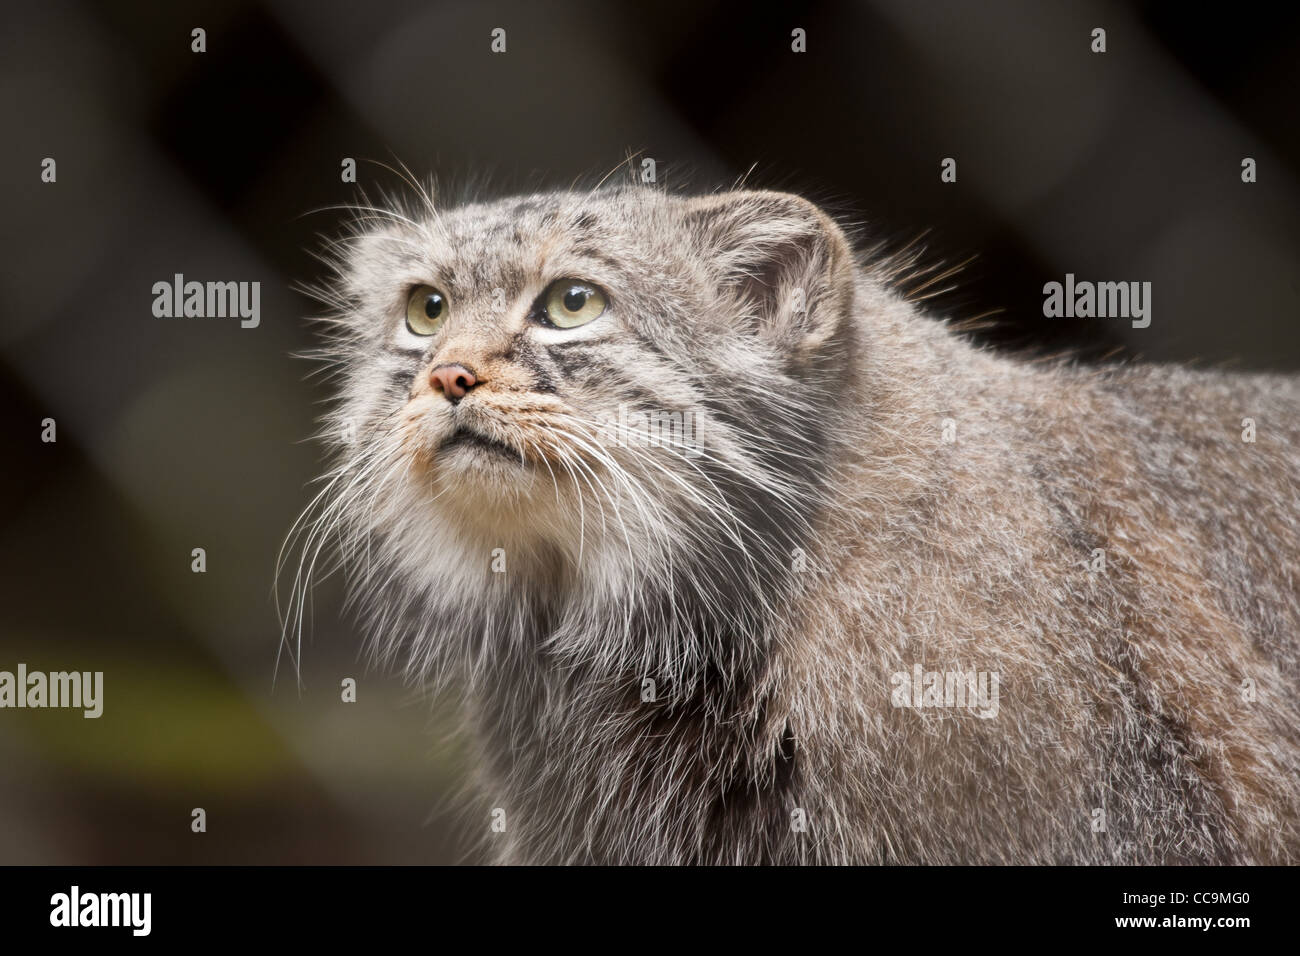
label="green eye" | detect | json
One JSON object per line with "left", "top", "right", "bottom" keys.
{"left": 406, "top": 285, "right": 448, "bottom": 336}
{"left": 543, "top": 280, "right": 607, "bottom": 329}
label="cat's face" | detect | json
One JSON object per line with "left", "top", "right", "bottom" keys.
{"left": 319, "top": 187, "right": 857, "bottom": 606}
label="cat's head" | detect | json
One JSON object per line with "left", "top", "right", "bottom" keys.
{"left": 304, "top": 186, "right": 860, "bottom": 682}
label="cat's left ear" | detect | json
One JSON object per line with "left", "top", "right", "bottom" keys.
{"left": 684, "top": 191, "right": 855, "bottom": 352}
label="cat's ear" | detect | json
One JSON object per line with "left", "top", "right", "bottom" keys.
{"left": 683, "top": 191, "right": 855, "bottom": 351}
{"left": 329, "top": 222, "right": 413, "bottom": 325}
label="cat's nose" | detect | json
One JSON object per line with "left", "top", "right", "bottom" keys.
{"left": 429, "top": 363, "right": 479, "bottom": 403}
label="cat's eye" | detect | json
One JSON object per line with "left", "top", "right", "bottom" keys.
{"left": 541, "top": 280, "right": 607, "bottom": 329}
{"left": 406, "top": 285, "right": 448, "bottom": 336}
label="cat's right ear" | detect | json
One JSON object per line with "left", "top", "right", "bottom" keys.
{"left": 338, "top": 224, "right": 407, "bottom": 303}
{"left": 682, "top": 191, "right": 855, "bottom": 353}
{"left": 323, "top": 222, "right": 416, "bottom": 329}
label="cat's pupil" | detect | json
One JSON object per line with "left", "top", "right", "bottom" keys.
{"left": 563, "top": 288, "right": 587, "bottom": 312}
{"left": 424, "top": 294, "right": 443, "bottom": 319}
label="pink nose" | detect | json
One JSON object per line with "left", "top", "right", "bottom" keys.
{"left": 428, "top": 363, "right": 478, "bottom": 402}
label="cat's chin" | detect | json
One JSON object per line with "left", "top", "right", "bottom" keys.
{"left": 425, "top": 445, "right": 534, "bottom": 502}
{"left": 414, "top": 439, "right": 553, "bottom": 516}
{"left": 419, "top": 462, "right": 589, "bottom": 558}
{"left": 406, "top": 420, "right": 533, "bottom": 486}
{"left": 434, "top": 437, "right": 528, "bottom": 476}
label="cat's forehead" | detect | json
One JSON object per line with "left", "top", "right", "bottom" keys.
{"left": 432, "top": 189, "right": 670, "bottom": 248}
{"left": 396, "top": 189, "right": 679, "bottom": 294}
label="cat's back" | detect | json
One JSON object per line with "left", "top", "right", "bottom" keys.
{"left": 785, "top": 332, "right": 1300, "bottom": 862}
{"left": 1049, "top": 362, "right": 1299, "bottom": 635}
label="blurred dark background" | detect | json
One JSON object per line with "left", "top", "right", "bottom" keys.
{"left": 1, "top": 0, "right": 1298, "bottom": 863}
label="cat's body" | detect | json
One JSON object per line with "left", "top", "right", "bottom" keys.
{"left": 304, "top": 186, "right": 1300, "bottom": 864}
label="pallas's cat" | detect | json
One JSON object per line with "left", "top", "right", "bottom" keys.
{"left": 291, "top": 186, "right": 1300, "bottom": 864}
